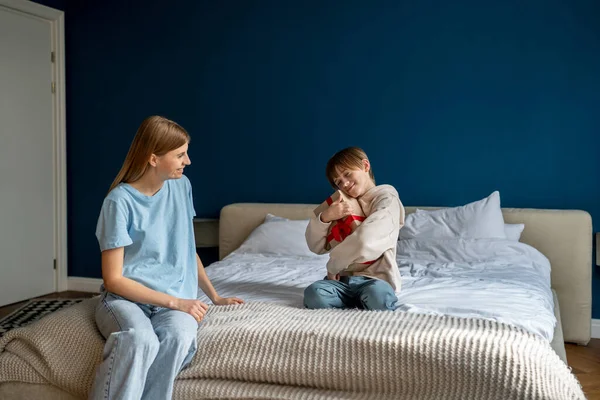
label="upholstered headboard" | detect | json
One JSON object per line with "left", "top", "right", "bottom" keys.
{"left": 219, "top": 203, "right": 592, "bottom": 345}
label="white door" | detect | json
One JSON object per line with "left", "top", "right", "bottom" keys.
{"left": 0, "top": 6, "right": 55, "bottom": 306}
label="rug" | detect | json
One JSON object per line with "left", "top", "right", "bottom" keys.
{"left": 0, "top": 299, "right": 84, "bottom": 338}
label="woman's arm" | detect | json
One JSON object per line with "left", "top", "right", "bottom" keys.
{"left": 196, "top": 253, "right": 244, "bottom": 305}
{"left": 102, "top": 247, "right": 208, "bottom": 321}
{"left": 195, "top": 253, "right": 218, "bottom": 302}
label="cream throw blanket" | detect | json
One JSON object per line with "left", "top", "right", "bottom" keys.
{"left": 0, "top": 298, "right": 584, "bottom": 400}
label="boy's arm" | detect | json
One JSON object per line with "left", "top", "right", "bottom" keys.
{"left": 305, "top": 213, "right": 332, "bottom": 255}
{"left": 326, "top": 192, "right": 404, "bottom": 275}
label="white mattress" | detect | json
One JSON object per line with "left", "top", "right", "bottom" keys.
{"left": 198, "top": 237, "right": 556, "bottom": 341}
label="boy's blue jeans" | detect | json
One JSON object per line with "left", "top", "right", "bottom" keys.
{"left": 303, "top": 276, "right": 397, "bottom": 311}
{"left": 88, "top": 292, "right": 198, "bottom": 400}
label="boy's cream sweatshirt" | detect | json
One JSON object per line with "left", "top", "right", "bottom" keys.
{"left": 305, "top": 184, "right": 405, "bottom": 294}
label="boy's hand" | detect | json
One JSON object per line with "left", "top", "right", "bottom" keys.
{"left": 327, "top": 272, "right": 340, "bottom": 281}
{"left": 321, "top": 197, "right": 353, "bottom": 223}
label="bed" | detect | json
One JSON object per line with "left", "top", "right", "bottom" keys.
{"left": 0, "top": 200, "right": 592, "bottom": 399}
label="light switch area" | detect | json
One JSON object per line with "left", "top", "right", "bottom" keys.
{"left": 193, "top": 218, "right": 219, "bottom": 248}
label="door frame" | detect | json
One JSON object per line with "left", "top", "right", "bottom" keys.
{"left": 0, "top": 0, "right": 67, "bottom": 292}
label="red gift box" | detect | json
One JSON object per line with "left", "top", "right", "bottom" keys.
{"left": 313, "top": 190, "right": 366, "bottom": 251}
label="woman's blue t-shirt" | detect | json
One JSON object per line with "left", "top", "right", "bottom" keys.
{"left": 95, "top": 175, "right": 198, "bottom": 299}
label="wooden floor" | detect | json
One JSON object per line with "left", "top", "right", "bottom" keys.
{"left": 1, "top": 292, "right": 599, "bottom": 398}
{"left": 566, "top": 340, "right": 600, "bottom": 399}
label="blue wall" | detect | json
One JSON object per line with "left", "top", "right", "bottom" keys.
{"left": 60, "top": 1, "right": 600, "bottom": 316}
{"left": 31, "top": 0, "right": 65, "bottom": 11}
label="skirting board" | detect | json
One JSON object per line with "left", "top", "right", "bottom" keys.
{"left": 593, "top": 319, "right": 600, "bottom": 340}
{"left": 68, "top": 277, "right": 600, "bottom": 340}
{"left": 68, "top": 277, "right": 102, "bottom": 293}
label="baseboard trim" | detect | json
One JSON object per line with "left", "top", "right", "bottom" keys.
{"left": 67, "top": 277, "right": 102, "bottom": 293}
{"left": 592, "top": 319, "right": 600, "bottom": 339}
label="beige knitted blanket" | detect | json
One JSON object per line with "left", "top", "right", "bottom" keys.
{"left": 0, "top": 298, "right": 585, "bottom": 400}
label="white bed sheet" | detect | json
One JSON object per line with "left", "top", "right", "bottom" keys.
{"left": 395, "top": 237, "right": 556, "bottom": 341}
{"left": 198, "top": 238, "right": 556, "bottom": 341}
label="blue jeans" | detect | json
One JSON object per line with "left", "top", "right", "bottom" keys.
{"left": 88, "top": 292, "right": 198, "bottom": 400}
{"left": 303, "top": 276, "right": 397, "bottom": 311}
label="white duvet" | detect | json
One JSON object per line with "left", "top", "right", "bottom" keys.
{"left": 395, "top": 237, "right": 556, "bottom": 341}
{"left": 198, "top": 238, "right": 556, "bottom": 341}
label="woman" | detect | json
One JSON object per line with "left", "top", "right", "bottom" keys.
{"left": 89, "top": 115, "right": 243, "bottom": 400}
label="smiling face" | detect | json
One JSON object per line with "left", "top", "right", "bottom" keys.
{"left": 325, "top": 147, "right": 376, "bottom": 197}
{"left": 332, "top": 159, "right": 375, "bottom": 198}
{"left": 154, "top": 142, "right": 191, "bottom": 180}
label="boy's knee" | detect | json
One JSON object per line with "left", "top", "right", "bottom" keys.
{"left": 304, "top": 282, "right": 335, "bottom": 309}
{"left": 360, "top": 282, "right": 397, "bottom": 311}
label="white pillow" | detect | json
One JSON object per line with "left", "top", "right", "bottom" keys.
{"left": 264, "top": 213, "right": 289, "bottom": 223}
{"left": 504, "top": 223, "right": 525, "bottom": 241}
{"left": 415, "top": 209, "right": 525, "bottom": 242}
{"left": 399, "top": 191, "right": 506, "bottom": 240}
{"left": 236, "top": 214, "right": 314, "bottom": 256}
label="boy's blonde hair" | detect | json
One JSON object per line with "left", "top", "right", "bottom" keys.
{"left": 108, "top": 116, "right": 190, "bottom": 194}
{"left": 325, "top": 147, "right": 375, "bottom": 189}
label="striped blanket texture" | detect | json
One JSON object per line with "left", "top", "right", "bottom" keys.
{"left": 0, "top": 298, "right": 585, "bottom": 399}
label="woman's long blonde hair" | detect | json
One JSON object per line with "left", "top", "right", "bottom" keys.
{"left": 108, "top": 116, "right": 190, "bottom": 194}
{"left": 325, "top": 147, "right": 375, "bottom": 189}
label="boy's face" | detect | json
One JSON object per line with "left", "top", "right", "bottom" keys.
{"left": 332, "top": 159, "right": 373, "bottom": 198}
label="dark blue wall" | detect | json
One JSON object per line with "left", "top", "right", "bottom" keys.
{"left": 31, "top": 0, "right": 65, "bottom": 11}
{"left": 60, "top": 1, "right": 600, "bottom": 316}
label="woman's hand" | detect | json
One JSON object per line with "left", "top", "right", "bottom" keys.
{"left": 175, "top": 298, "right": 209, "bottom": 322}
{"left": 321, "top": 198, "right": 353, "bottom": 223}
{"left": 213, "top": 296, "right": 244, "bottom": 306}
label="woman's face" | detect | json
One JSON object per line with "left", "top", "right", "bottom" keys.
{"left": 155, "top": 142, "right": 191, "bottom": 180}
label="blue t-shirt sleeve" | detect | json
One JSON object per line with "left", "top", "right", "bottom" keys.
{"left": 95, "top": 198, "right": 133, "bottom": 251}
{"left": 185, "top": 176, "right": 196, "bottom": 218}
